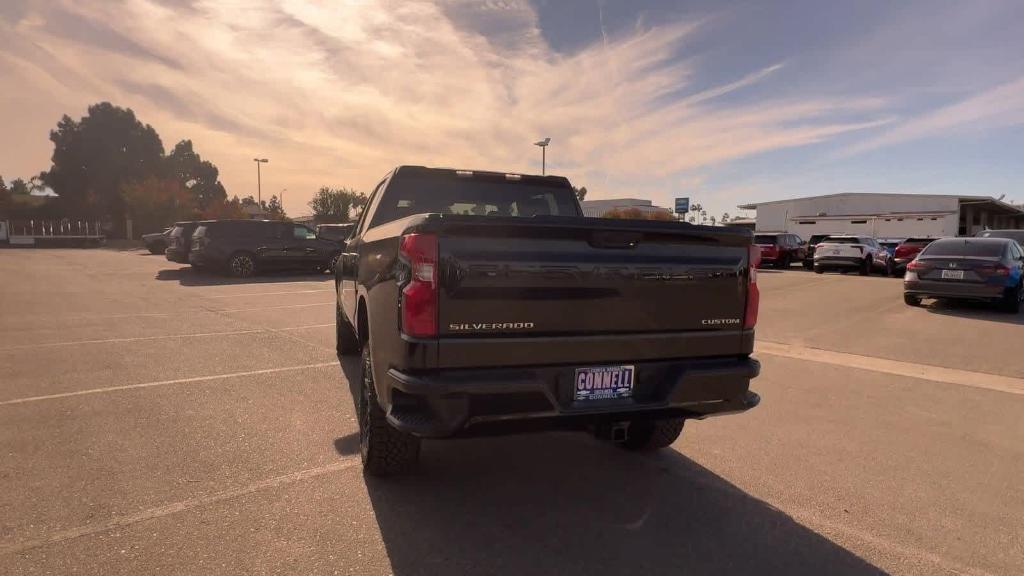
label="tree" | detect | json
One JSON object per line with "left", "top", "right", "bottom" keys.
{"left": 203, "top": 196, "right": 247, "bottom": 220}
{"left": 266, "top": 195, "right": 288, "bottom": 220}
{"left": 0, "top": 176, "right": 9, "bottom": 214}
{"left": 165, "top": 140, "right": 227, "bottom": 211}
{"left": 41, "top": 102, "right": 165, "bottom": 229}
{"left": 9, "top": 178, "right": 30, "bottom": 195}
{"left": 574, "top": 186, "right": 588, "bottom": 202}
{"left": 601, "top": 207, "right": 675, "bottom": 221}
{"left": 308, "top": 187, "right": 367, "bottom": 223}
{"left": 121, "top": 176, "right": 195, "bottom": 234}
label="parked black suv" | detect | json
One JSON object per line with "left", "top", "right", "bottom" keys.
{"left": 316, "top": 223, "right": 355, "bottom": 244}
{"left": 802, "top": 233, "right": 837, "bottom": 269}
{"left": 189, "top": 220, "right": 343, "bottom": 277}
{"left": 165, "top": 221, "right": 201, "bottom": 264}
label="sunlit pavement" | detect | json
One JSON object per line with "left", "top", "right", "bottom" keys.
{"left": 1, "top": 250, "right": 1021, "bottom": 575}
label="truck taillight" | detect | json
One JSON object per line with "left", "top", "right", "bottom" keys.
{"left": 744, "top": 244, "right": 760, "bottom": 329}
{"left": 399, "top": 233, "right": 438, "bottom": 338}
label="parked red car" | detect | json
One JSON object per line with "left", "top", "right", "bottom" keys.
{"left": 755, "top": 233, "right": 806, "bottom": 269}
{"left": 893, "top": 237, "right": 937, "bottom": 272}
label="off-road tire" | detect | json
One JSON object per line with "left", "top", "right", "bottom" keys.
{"left": 904, "top": 294, "right": 922, "bottom": 307}
{"left": 227, "top": 252, "right": 256, "bottom": 278}
{"left": 619, "top": 418, "right": 685, "bottom": 451}
{"left": 336, "top": 306, "right": 360, "bottom": 356}
{"left": 359, "top": 344, "right": 420, "bottom": 476}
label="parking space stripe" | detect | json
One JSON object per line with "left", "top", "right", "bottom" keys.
{"left": 0, "top": 324, "right": 334, "bottom": 351}
{"left": 0, "top": 362, "right": 337, "bottom": 406}
{"left": 216, "top": 302, "right": 333, "bottom": 313}
{"left": 0, "top": 457, "right": 360, "bottom": 556}
{"left": 203, "top": 289, "right": 333, "bottom": 298}
{"left": 757, "top": 340, "right": 1024, "bottom": 396}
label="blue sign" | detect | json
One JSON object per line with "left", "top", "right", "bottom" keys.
{"left": 674, "top": 197, "right": 690, "bottom": 214}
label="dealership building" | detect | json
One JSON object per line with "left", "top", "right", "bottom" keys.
{"left": 737, "top": 193, "right": 1024, "bottom": 238}
{"left": 581, "top": 198, "right": 674, "bottom": 218}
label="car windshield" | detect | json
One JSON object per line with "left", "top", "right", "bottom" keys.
{"left": 169, "top": 226, "right": 183, "bottom": 238}
{"left": 821, "top": 237, "right": 861, "bottom": 244}
{"left": 902, "top": 238, "right": 935, "bottom": 246}
{"left": 754, "top": 235, "right": 778, "bottom": 245}
{"left": 922, "top": 240, "right": 1006, "bottom": 257}
{"left": 808, "top": 235, "right": 831, "bottom": 244}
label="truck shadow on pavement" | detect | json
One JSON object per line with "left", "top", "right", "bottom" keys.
{"left": 334, "top": 357, "right": 884, "bottom": 576}
{"left": 154, "top": 267, "right": 332, "bottom": 287}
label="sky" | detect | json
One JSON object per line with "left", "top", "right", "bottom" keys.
{"left": 1, "top": 0, "right": 1023, "bottom": 220}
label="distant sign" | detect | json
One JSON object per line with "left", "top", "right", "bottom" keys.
{"left": 674, "top": 197, "right": 690, "bottom": 214}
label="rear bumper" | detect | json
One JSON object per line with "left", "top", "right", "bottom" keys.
{"left": 814, "top": 256, "right": 863, "bottom": 268}
{"left": 165, "top": 247, "right": 189, "bottom": 263}
{"left": 380, "top": 355, "right": 761, "bottom": 438}
{"left": 904, "top": 279, "right": 1006, "bottom": 301}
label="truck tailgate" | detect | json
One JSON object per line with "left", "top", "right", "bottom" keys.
{"left": 429, "top": 216, "right": 752, "bottom": 339}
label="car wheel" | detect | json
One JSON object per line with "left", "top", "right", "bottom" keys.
{"left": 359, "top": 342, "right": 420, "bottom": 476}
{"left": 147, "top": 246, "right": 163, "bottom": 255}
{"left": 227, "top": 253, "right": 256, "bottom": 278}
{"left": 999, "top": 283, "right": 1022, "bottom": 314}
{"left": 859, "top": 258, "right": 871, "bottom": 276}
{"left": 814, "top": 265, "right": 825, "bottom": 274}
{"left": 904, "top": 294, "right": 922, "bottom": 307}
{"left": 336, "top": 305, "right": 360, "bottom": 356}
{"left": 802, "top": 261, "right": 813, "bottom": 270}
{"left": 776, "top": 254, "right": 791, "bottom": 269}
{"left": 886, "top": 259, "right": 896, "bottom": 277}
{"left": 619, "top": 418, "right": 685, "bottom": 451}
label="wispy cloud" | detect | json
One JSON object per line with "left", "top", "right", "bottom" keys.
{"left": 841, "top": 76, "right": 1024, "bottom": 156}
{"left": 1, "top": 0, "right": 890, "bottom": 212}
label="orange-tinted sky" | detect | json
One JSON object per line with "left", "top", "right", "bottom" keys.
{"left": 2, "top": 1, "right": 1023, "bottom": 218}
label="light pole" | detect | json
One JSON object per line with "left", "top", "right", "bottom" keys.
{"left": 253, "top": 158, "right": 269, "bottom": 204}
{"left": 533, "top": 138, "right": 550, "bottom": 175}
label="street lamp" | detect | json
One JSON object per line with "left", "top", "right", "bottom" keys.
{"left": 533, "top": 138, "right": 550, "bottom": 175}
{"left": 253, "top": 158, "right": 269, "bottom": 204}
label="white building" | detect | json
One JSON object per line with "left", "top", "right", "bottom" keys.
{"left": 581, "top": 198, "right": 673, "bottom": 218}
{"left": 738, "top": 193, "right": 1024, "bottom": 238}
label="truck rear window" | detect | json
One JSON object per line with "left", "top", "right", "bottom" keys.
{"left": 754, "top": 235, "right": 778, "bottom": 245}
{"left": 370, "top": 173, "right": 580, "bottom": 228}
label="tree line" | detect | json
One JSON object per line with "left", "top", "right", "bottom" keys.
{"left": 0, "top": 102, "right": 297, "bottom": 236}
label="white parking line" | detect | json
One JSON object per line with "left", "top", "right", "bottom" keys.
{"left": 203, "top": 289, "right": 332, "bottom": 298}
{"left": 0, "top": 457, "right": 360, "bottom": 556}
{"left": 0, "top": 324, "right": 334, "bottom": 352}
{"left": 0, "top": 361, "right": 337, "bottom": 406}
{"left": 216, "top": 302, "right": 333, "bottom": 313}
{"left": 757, "top": 340, "right": 1024, "bottom": 396}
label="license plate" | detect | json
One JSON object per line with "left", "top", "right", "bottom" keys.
{"left": 832, "top": 250, "right": 841, "bottom": 255}
{"left": 574, "top": 365, "right": 634, "bottom": 401}
{"left": 941, "top": 269, "right": 964, "bottom": 280}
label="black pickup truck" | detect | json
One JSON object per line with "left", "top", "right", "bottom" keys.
{"left": 335, "top": 166, "right": 761, "bottom": 475}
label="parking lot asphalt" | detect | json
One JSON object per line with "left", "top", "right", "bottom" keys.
{"left": 1, "top": 249, "right": 1022, "bottom": 575}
